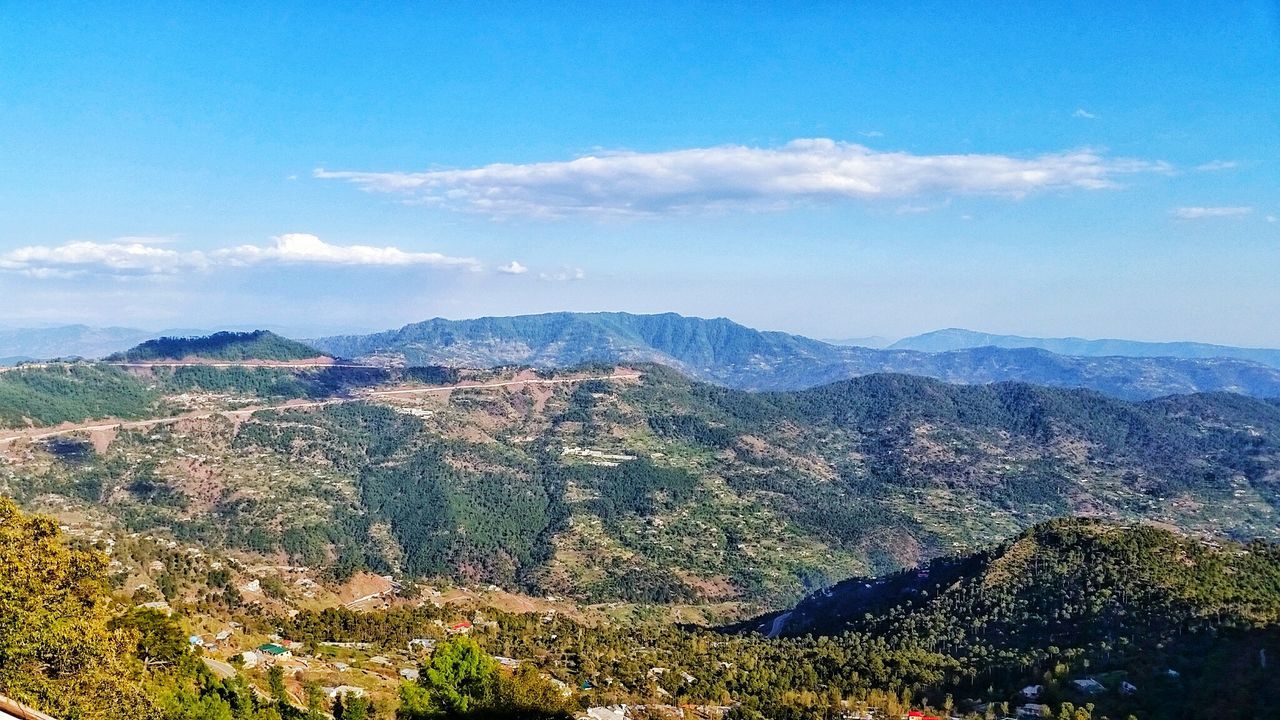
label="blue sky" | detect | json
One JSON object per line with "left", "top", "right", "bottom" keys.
{"left": 1, "top": 2, "right": 1277, "bottom": 344}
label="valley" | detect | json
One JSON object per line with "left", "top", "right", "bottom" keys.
{"left": 2, "top": 332, "right": 1279, "bottom": 720}
{"left": 7, "top": 7, "right": 1275, "bottom": 719}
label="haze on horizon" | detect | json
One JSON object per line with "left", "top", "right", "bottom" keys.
{"left": 1, "top": 3, "right": 1277, "bottom": 346}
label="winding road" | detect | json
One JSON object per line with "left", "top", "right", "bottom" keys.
{"left": 0, "top": 370, "right": 640, "bottom": 447}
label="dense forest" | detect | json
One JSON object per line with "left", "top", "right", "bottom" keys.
{"left": 0, "top": 363, "right": 158, "bottom": 426}
{"left": 109, "top": 330, "right": 324, "bottom": 362}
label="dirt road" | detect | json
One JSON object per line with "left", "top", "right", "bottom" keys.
{"left": 0, "top": 371, "right": 640, "bottom": 447}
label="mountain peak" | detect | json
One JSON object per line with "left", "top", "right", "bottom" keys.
{"left": 109, "top": 330, "right": 325, "bottom": 362}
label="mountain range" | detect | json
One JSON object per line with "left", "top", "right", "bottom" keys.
{"left": 7, "top": 314, "right": 1280, "bottom": 400}
{"left": 889, "top": 327, "right": 1280, "bottom": 368}
{"left": 310, "top": 312, "right": 1280, "bottom": 400}
{"left": 0, "top": 324, "right": 157, "bottom": 363}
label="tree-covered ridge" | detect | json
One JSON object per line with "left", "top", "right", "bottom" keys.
{"left": 756, "top": 519, "right": 1280, "bottom": 638}
{"left": 0, "top": 363, "right": 463, "bottom": 428}
{"left": 731, "top": 519, "right": 1280, "bottom": 719}
{"left": 0, "top": 364, "right": 159, "bottom": 426}
{"left": 654, "top": 369, "right": 1280, "bottom": 494}
{"left": 111, "top": 330, "right": 325, "bottom": 362}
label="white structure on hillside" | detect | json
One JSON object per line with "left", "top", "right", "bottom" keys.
{"left": 1071, "top": 678, "right": 1106, "bottom": 694}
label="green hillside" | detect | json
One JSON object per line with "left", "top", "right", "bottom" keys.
{"left": 0, "top": 362, "right": 436, "bottom": 428}
{"left": 735, "top": 519, "right": 1280, "bottom": 720}
{"left": 9, "top": 364, "right": 1279, "bottom": 607}
{"left": 0, "top": 364, "right": 158, "bottom": 427}
{"left": 109, "top": 330, "right": 324, "bottom": 362}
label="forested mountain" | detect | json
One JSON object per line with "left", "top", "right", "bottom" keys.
{"left": 109, "top": 330, "right": 326, "bottom": 362}
{"left": 310, "top": 311, "right": 840, "bottom": 376}
{"left": 308, "top": 312, "right": 1280, "bottom": 399}
{"left": 7, "top": 363, "right": 1279, "bottom": 608}
{"left": 0, "top": 364, "right": 160, "bottom": 426}
{"left": 892, "top": 328, "right": 1280, "bottom": 368}
{"left": 732, "top": 519, "right": 1280, "bottom": 719}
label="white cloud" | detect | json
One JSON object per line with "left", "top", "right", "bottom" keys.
{"left": 497, "top": 260, "right": 529, "bottom": 275}
{"left": 1073, "top": 108, "right": 1098, "bottom": 119}
{"left": 540, "top": 266, "right": 586, "bottom": 281}
{"left": 314, "top": 138, "right": 1166, "bottom": 218}
{"left": 215, "top": 233, "right": 479, "bottom": 270}
{"left": 1, "top": 234, "right": 480, "bottom": 278}
{"left": 1267, "top": 215, "right": 1277, "bottom": 224}
{"left": 1195, "top": 160, "right": 1238, "bottom": 172}
{"left": 0, "top": 240, "right": 206, "bottom": 277}
{"left": 1172, "top": 206, "right": 1254, "bottom": 219}
{"left": 859, "top": 130, "right": 885, "bottom": 138}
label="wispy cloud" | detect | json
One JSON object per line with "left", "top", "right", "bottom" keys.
{"left": 1172, "top": 206, "right": 1254, "bottom": 219}
{"left": 1195, "top": 160, "right": 1238, "bottom": 172}
{"left": 497, "top": 260, "right": 529, "bottom": 275}
{"left": 1073, "top": 108, "right": 1098, "bottom": 119}
{"left": 216, "top": 233, "right": 479, "bottom": 270}
{"left": 540, "top": 266, "right": 586, "bottom": 281}
{"left": 0, "top": 234, "right": 480, "bottom": 278}
{"left": 314, "top": 138, "right": 1167, "bottom": 218}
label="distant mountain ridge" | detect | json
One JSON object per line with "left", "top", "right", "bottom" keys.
{"left": 0, "top": 325, "right": 156, "bottom": 361}
{"left": 820, "top": 335, "right": 894, "bottom": 348}
{"left": 0, "top": 323, "right": 347, "bottom": 362}
{"left": 310, "top": 311, "right": 837, "bottom": 374}
{"left": 891, "top": 327, "right": 1280, "bottom": 368}
{"left": 310, "top": 312, "right": 1280, "bottom": 400}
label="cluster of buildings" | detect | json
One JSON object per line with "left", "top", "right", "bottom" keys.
{"left": 579, "top": 704, "right": 731, "bottom": 720}
{"left": 187, "top": 625, "right": 239, "bottom": 654}
{"left": 1011, "top": 675, "right": 1143, "bottom": 718}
